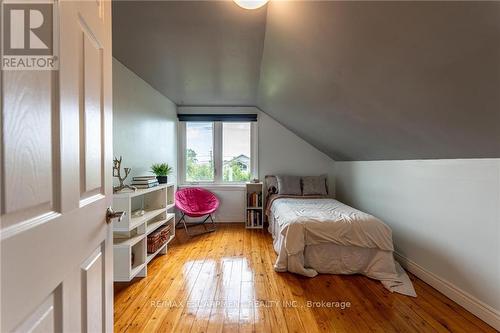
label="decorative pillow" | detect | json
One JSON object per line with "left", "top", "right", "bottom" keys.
{"left": 276, "top": 175, "right": 302, "bottom": 195}
{"left": 302, "top": 175, "right": 328, "bottom": 196}
{"left": 265, "top": 175, "right": 279, "bottom": 194}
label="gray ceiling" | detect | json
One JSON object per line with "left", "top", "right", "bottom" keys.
{"left": 113, "top": 1, "right": 500, "bottom": 161}
{"left": 112, "top": 0, "right": 266, "bottom": 106}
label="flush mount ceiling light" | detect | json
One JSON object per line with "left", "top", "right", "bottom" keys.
{"left": 234, "top": 0, "right": 269, "bottom": 10}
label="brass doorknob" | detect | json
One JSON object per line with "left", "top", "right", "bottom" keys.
{"left": 106, "top": 207, "right": 125, "bottom": 224}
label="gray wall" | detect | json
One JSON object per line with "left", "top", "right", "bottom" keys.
{"left": 335, "top": 159, "right": 500, "bottom": 328}
{"left": 113, "top": 59, "right": 177, "bottom": 183}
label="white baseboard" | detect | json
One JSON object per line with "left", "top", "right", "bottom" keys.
{"left": 395, "top": 252, "right": 500, "bottom": 331}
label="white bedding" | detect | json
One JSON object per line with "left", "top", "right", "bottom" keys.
{"left": 268, "top": 196, "right": 416, "bottom": 296}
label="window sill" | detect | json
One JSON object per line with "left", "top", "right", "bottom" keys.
{"left": 179, "top": 184, "right": 246, "bottom": 191}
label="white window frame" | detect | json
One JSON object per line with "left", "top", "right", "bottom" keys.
{"left": 178, "top": 121, "right": 258, "bottom": 185}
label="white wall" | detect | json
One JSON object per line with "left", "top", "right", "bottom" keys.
{"left": 258, "top": 112, "right": 335, "bottom": 194}
{"left": 335, "top": 159, "right": 500, "bottom": 329}
{"left": 177, "top": 106, "right": 336, "bottom": 222}
{"left": 113, "top": 59, "right": 178, "bottom": 183}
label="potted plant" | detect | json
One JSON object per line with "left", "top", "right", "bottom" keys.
{"left": 151, "top": 163, "right": 173, "bottom": 184}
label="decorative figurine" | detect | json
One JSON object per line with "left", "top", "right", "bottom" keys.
{"left": 113, "top": 156, "right": 137, "bottom": 193}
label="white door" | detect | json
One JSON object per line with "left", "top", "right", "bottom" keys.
{"left": 1, "top": 0, "right": 113, "bottom": 332}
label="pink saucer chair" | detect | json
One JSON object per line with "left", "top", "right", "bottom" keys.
{"left": 175, "top": 187, "right": 219, "bottom": 236}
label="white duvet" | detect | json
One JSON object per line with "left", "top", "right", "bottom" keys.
{"left": 268, "top": 196, "right": 416, "bottom": 296}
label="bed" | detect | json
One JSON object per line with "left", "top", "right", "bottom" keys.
{"left": 265, "top": 176, "right": 416, "bottom": 297}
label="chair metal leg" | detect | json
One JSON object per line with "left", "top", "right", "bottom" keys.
{"left": 176, "top": 212, "right": 216, "bottom": 237}
{"left": 209, "top": 214, "right": 216, "bottom": 230}
{"left": 175, "top": 212, "right": 190, "bottom": 235}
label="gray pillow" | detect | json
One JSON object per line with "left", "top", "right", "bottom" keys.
{"left": 302, "top": 176, "right": 327, "bottom": 196}
{"left": 276, "top": 175, "right": 302, "bottom": 195}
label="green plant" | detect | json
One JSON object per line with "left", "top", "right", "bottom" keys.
{"left": 150, "top": 163, "right": 173, "bottom": 177}
{"left": 186, "top": 149, "right": 214, "bottom": 181}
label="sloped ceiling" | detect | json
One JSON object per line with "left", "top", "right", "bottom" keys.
{"left": 113, "top": 1, "right": 500, "bottom": 161}
{"left": 112, "top": 0, "right": 267, "bottom": 105}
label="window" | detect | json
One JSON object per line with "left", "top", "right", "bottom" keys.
{"left": 223, "top": 123, "right": 251, "bottom": 182}
{"left": 185, "top": 122, "right": 214, "bottom": 182}
{"left": 179, "top": 119, "right": 257, "bottom": 184}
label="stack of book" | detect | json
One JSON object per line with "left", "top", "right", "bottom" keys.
{"left": 132, "top": 176, "right": 159, "bottom": 189}
{"left": 247, "top": 192, "right": 262, "bottom": 207}
{"left": 247, "top": 210, "right": 262, "bottom": 227}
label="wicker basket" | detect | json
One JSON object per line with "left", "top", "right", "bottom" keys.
{"left": 147, "top": 225, "right": 172, "bottom": 253}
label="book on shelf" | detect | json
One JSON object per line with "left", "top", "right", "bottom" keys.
{"left": 246, "top": 209, "right": 262, "bottom": 227}
{"left": 132, "top": 184, "right": 158, "bottom": 190}
{"left": 131, "top": 176, "right": 159, "bottom": 188}
{"left": 132, "top": 179, "right": 158, "bottom": 185}
{"left": 132, "top": 181, "right": 159, "bottom": 189}
{"left": 133, "top": 176, "right": 157, "bottom": 181}
{"left": 247, "top": 192, "right": 262, "bottom": 207}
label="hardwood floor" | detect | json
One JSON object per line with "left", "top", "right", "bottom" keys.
{"left": 114, "top": 224, "right": 495, "bottom": 333}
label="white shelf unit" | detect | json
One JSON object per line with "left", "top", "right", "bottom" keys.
{"left": 112, "top": 183, "right": 176, "bottom": 282}
{"left": 245, "top": 182, "right": 264, "bottom": 229}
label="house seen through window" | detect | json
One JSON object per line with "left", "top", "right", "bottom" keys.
{"left": 184, "top": 121, "right": 254, "bottom": 183}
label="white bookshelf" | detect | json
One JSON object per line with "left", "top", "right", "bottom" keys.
{"left": 112, "top": 183, "right": 176, "bottom": 282}
{"left": 245, "top": 182, "right": 264, "bottom": 229}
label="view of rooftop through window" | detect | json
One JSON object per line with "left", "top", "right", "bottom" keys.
{"left": 223, "top": 122, "right": 251, "bottom": 182}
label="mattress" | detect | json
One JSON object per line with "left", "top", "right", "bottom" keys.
{"left": 267, "top": 196, "right": 416, "bottom": 296}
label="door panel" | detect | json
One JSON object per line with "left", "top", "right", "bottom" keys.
{"left": 81, "top": 27, "right": 103, "bottom": 198}
{"left": 13, "top": 285, "right": 62, "bottom": 333}
{"left": 1, "top": 70, "right": 58, "bottom": 229}
{"left": 1, "top": 0, "right": 113, "bottom": 332}
{"left": 81, "top": 245, "right": 105, "bottom": 333}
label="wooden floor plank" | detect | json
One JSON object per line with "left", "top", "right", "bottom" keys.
{"left": 157, "top": 230, "right": 216, "bottom": 333}
{"left": 175, "top": 229, "right": 218, "bottom": 333}
{"left": 114, "top": 234, "right": 202, "bottom": 332}
{"left": 190, "top": 226, "right": 229, "bottom": 333}
{"left": 238, "top": 228, "right": 256, "bottom": 333}
{"left": 114, "top": 224, "right": 496, "bottom": 333}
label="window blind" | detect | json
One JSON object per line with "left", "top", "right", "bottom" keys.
{"left": 177, "top": 114, "right": 257, "bottom": 122}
